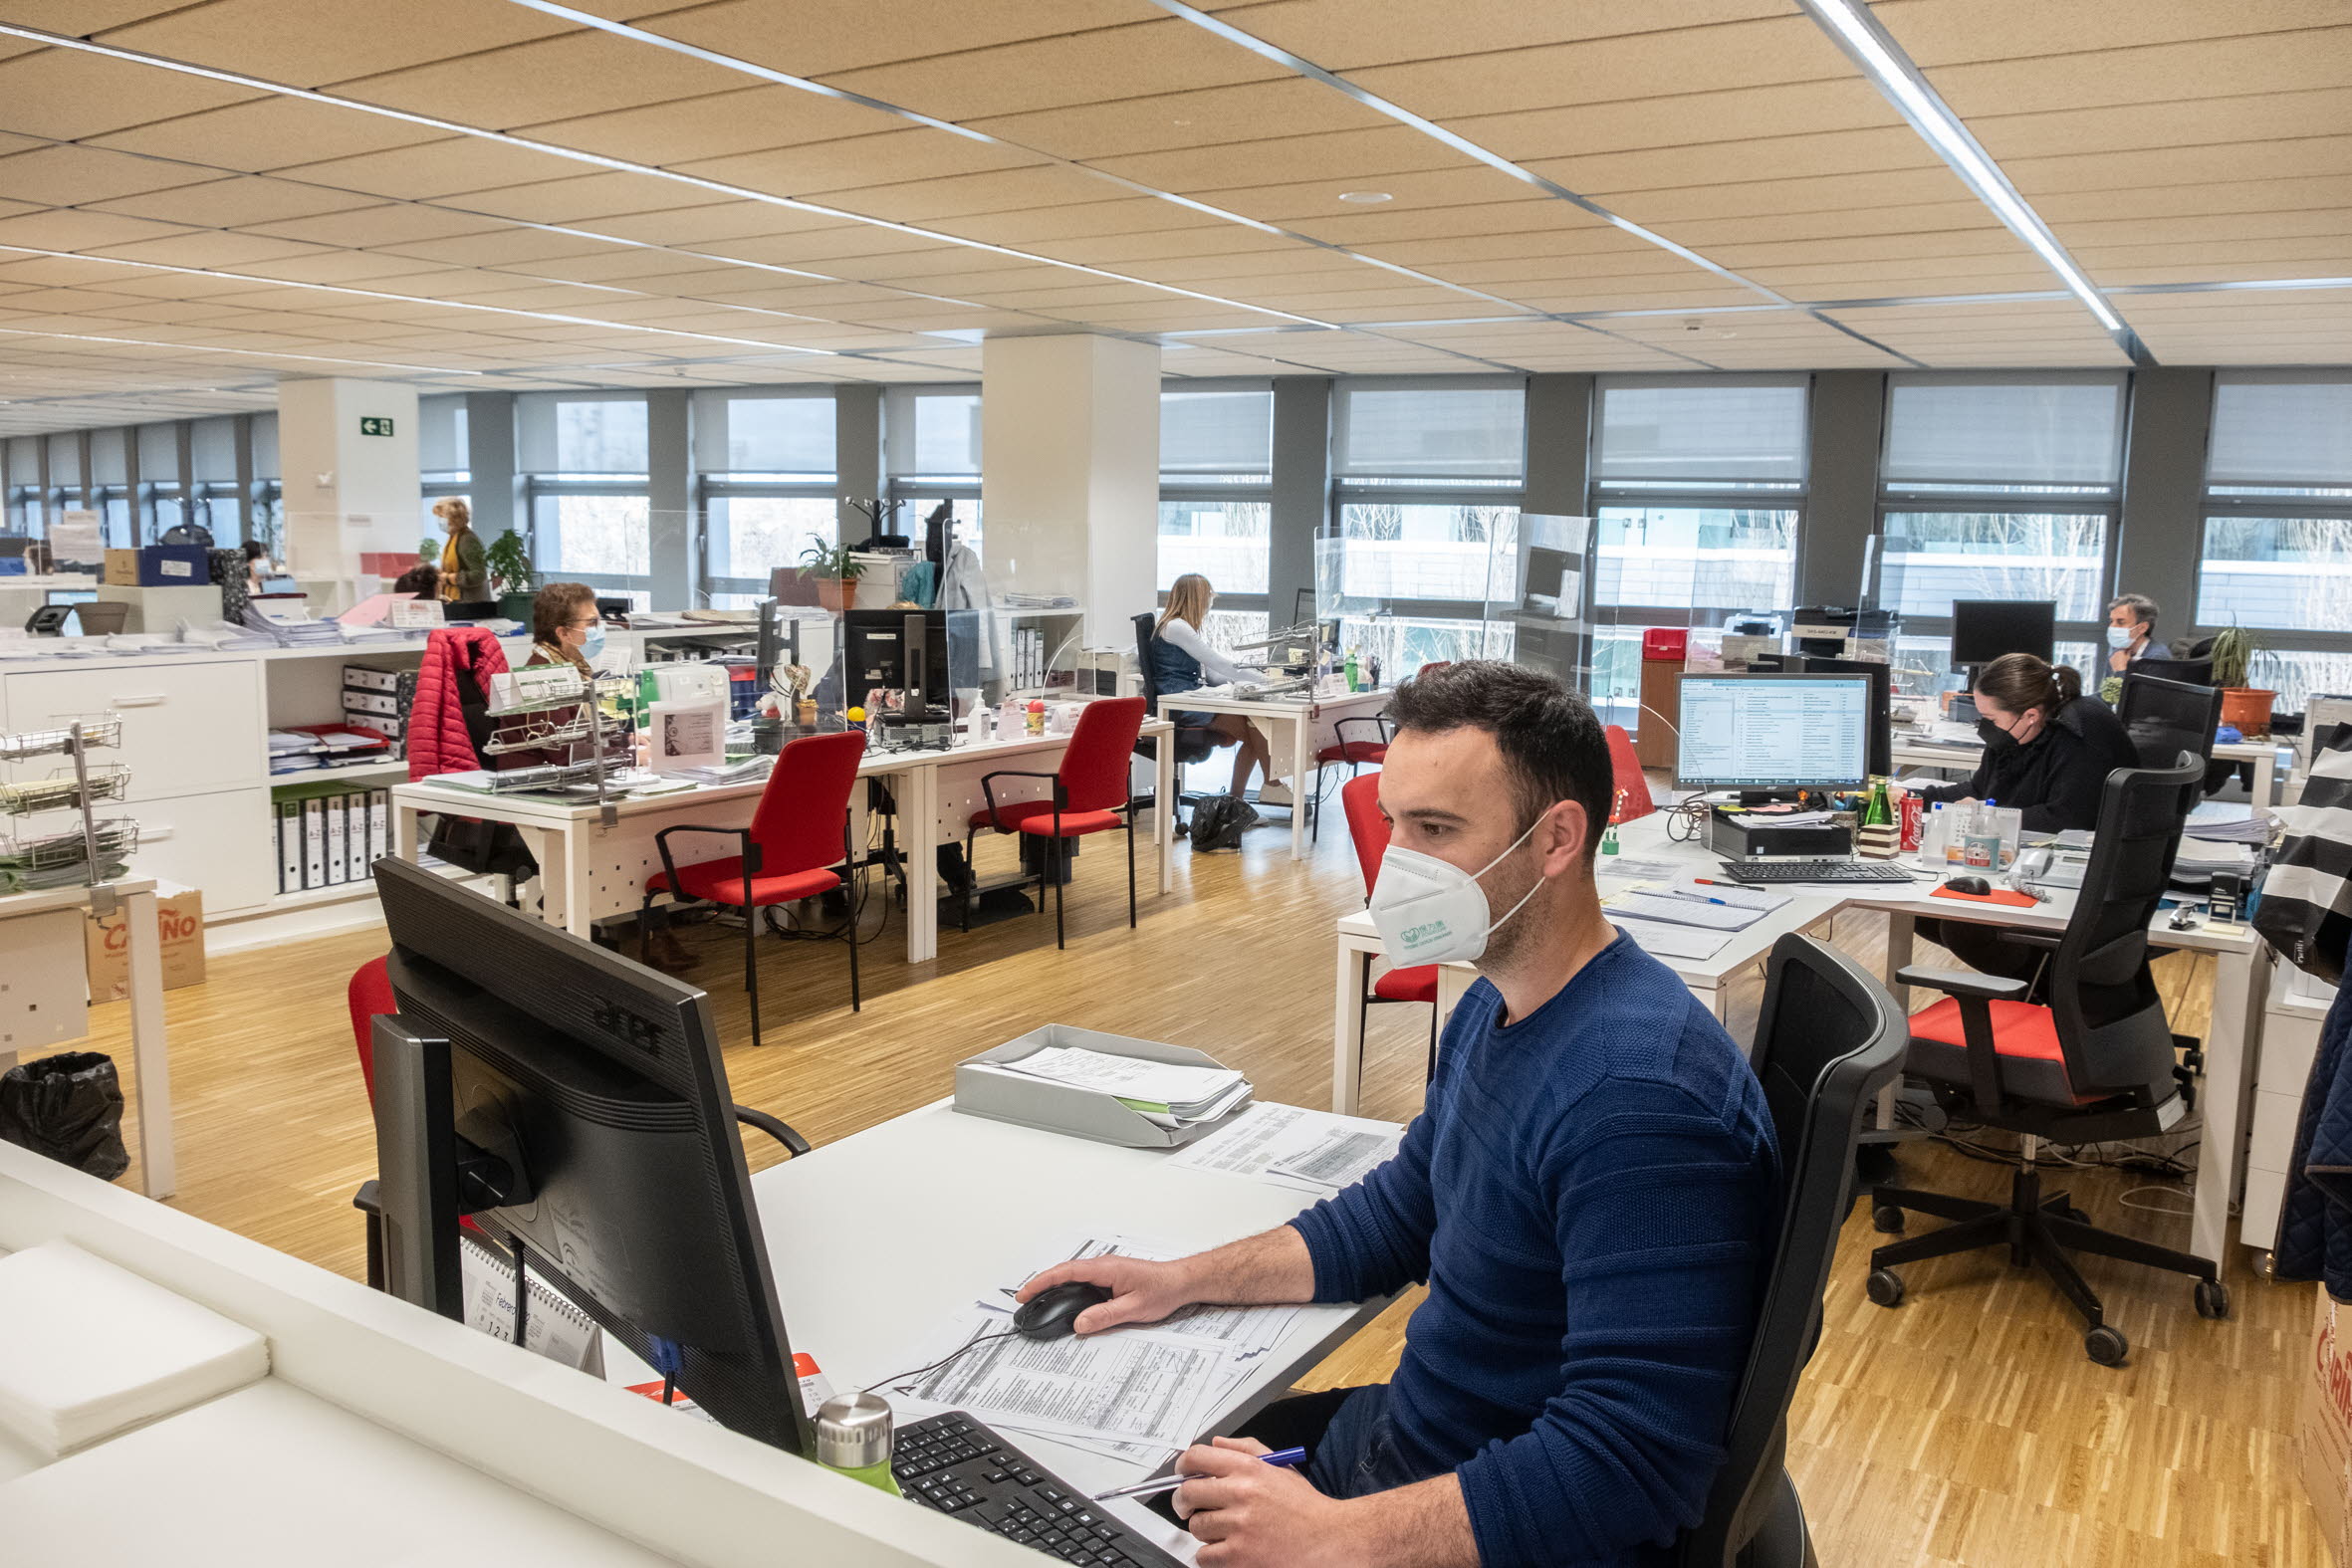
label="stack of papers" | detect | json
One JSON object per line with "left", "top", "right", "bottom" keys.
{"left": 660, "top": 756, "right": 773, "bottom": 785}
{"left": 880, "top": 1232, "right": 1303, "bottom": 1468}
{"left": 993, "top": 1045, "right": 1252, "bottom": 1126}
{"left": 2184, "top": 800, "right": 2272, "bottom": 843}
{"left": 240, "top": 604, "right": 342, "bottom": 646}
{"left": 178, "top": 620, "right": 279, "bottom": 651}
{"left": 1164, "top": 1103, "right": 1403, "bottom": 1196}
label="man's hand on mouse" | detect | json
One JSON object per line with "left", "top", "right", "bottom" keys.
{"left": 1174, "top": 1438, "right": 1356, "bottom": 1568}
{"left": 1015, "top": 1254, "right": 1199, "bottom": 1336}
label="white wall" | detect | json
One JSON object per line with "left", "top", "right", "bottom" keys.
{"left": 277, "top": 378, "right": 420, "bottom": 581}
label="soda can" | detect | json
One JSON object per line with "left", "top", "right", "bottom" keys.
{"left": 1898, "top": 789, "right": 1924, "bottom": 853}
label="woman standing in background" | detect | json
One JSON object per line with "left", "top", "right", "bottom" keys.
{"left": 433, "top": 498, "right": 489, "bottom": 606}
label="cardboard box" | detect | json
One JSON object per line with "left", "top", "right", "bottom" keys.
{"left": 2303, "top": 1288, "right": 2352, "bottom": 1567}
{"left": 84, "top": 886, "right": 206, "bottom": 1003}
{"left": 102, "top": 546, "right": 211, "bottom": 587}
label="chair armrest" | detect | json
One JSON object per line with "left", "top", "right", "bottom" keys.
{"left": 978, "top": 769, "right": 1062, "bottom": 828}
{"left": 733, "top": 1104, "right": 811, "bottom": 1158}
{"left": 353, "top": 1178, "right": 380, "bottom": 1217}
{"left": 1996, "top": 930, "right": 2062, "bottom": 952}
{"left": 654, "top": 823, "right": 758, "bottom": 883}
{"left": 1895, "top": 965, "right": 2030, "bottom": 1002}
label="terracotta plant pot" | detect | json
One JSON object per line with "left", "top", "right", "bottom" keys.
{"left": 815, "top": 576, "right": 853, "bottom": 613}
{"left": 2219, "top": 687, "right": 2275, "bottom": 739}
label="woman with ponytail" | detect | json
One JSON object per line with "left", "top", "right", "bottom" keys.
{"left": 1917, "top": 652, "right": 2136, "bottom": 835}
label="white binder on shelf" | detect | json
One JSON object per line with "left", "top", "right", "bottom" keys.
{"left": 343, "top": 792, "right": 366, "bottom": 882}
{"left": 301, "top": 797, "right": 327, "bottom": 889}
{"left": 323, "top": 795, "right": 349, "bottom": 886}
{"left": 276, "top": 799, "right": 303, "bottom": 894}
{"left": 367, "top": 788, "right": 391, "bottom": 867}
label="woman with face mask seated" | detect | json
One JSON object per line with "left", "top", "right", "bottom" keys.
{"left": 1913, "top": 651, "right": 2138, "bottom": 980}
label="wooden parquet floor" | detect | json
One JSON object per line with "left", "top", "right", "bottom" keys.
{"left": 62, "top": 805, "right": 2325, "bottom": 1568}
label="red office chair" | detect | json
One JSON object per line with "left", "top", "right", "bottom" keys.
{"left": 1341, "top": 774, "right": 1441, "bottom": 1083}
{"left": 968, "top": 697, "right": 1146, "bottom": 950}
{"left": 1605, "top": 724, "right": 1655, "bottom": 823}
{"left": 1307, "top": 713, "right": 1392, "bottom": 844}
{"left": 641, "top": 729, "right": 866, "bottom": 1048}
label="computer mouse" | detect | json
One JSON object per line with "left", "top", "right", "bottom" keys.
{"left": 1943, "top": 875, "right": 1992, "bottom": 896}
{"left": 1013, "top": 1281, "right": 1113, "bottom": 1341}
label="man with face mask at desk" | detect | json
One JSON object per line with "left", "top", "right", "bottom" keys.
{"left": 1016, "top": 661, "right": 1780, "bottom": 1568}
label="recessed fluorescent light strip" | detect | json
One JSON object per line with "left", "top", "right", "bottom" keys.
{"left": 1791, "top": 0, "right": 2143, "bottom": 358}
{"left": 0, "top": 325, "right": 482, "bottom": 375}
{"left": 0, "top": 21, "right": 1333, "bottom": 330}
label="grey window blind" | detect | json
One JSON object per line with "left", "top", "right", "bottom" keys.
{"left": 1883, "top": 375, "right": 2125, "bottom": 487}
{"left": 190, "top": 418, "right": 237, "bottom": 482}
{"left": 90, "top": 429, "right": 127, "bottom": 486}
{"left": 418, "top": 396, "right": 468, "bottom": 475}
{"left": 691, "top": 390, "right": 834, "bottom": 477}
{"left": 885, "top": 388, "right": 981, "bottom": 479}
{"left": 1160, "top": 387, "right": 1272, "bottom": 480}
{"left": 518, "top": 392, "right": 648, "bottom": 475}
{"left": 250, "top": 414, "right": 279, "bottom": 480}
{"left": 1336, "top": 381, "right": 1525, "bottom": 482}
{"left": 46, "top": 433, "right": 81, "bottom": 485}
{"left": 2208, "top": 373, "right": 2352, "bottom": 487}
{"left": 1595, "top": 377, "right": 1807, "bottom": 487}
{"left": 134, "top": 422, "right": 179, "bottom": 481}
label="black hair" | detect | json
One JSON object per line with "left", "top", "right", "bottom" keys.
{"left": 242, "top": 540, "right": 268, "bottom": 561}
{"left": 1977, "top": 652, "right": 2081, "bottom": 716}
{"left": 1384, "top": 660, "right": 1615, "bottom": 863}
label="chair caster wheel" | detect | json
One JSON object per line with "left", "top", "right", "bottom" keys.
{"left": 2084, "top": 1325, "right": 2128, "bottom": 1366}
{"left": 1871, "top": 1204, "right": 1906, "bottom": 1233}
{"left": 1866, "top": 1268, "right": 1905, "bottom": 1307}
{"left": 2195, "top": 1279, "right": 2231, "bottom": 1319}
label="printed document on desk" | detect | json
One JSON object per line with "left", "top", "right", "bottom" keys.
{"left": 885, "top": 1308, "right": 1233, "bottom": 1454}
{"left": 1603, "top": 889, "right": 1764, "bottom": 931}
{"left": 1613, "top": 921, "right": 1733, "bottom": 962}
{"left": 995, "top": 1045, "right": 1248, "bottom": 1117}
{"left": 1166, "top": 1102, "right": 1402, "bottom": 1195}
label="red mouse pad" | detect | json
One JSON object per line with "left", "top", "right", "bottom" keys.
{"left": 1930, "top": 885, "right": 2038, "bottom": 909}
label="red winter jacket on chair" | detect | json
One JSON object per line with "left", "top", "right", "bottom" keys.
{"left": 408, "top": 626, "right": 509, "bottom": 781}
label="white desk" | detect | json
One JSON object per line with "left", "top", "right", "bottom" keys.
{"left": 393, "top": 721, "right": 1177, "bottom": 965}
{"left": 1157, "top": 688, "right": 1392, "bottom": 860}
{"left": 751, "top": 1099, "right": 1392, "bottom": 1553}
{"left": 1892, "top": 734, "right": 2291, "bottom": 807}
{"left": 1328, "top": 807, "right": 2273, "bottom": 1267}
{"left": 0, "top": 878, "right": 173, "bottom": 1200}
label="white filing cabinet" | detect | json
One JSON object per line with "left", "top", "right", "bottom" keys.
{"left": 1, "top": 658, "right": 275, "bottom": 916}
{"left": 2239, "top": 965, "right": 2338, "bottom": 1254}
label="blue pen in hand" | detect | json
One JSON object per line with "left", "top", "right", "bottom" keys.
{"left": 1089, "top": 1447, "right": 1308, "bottom": 1501}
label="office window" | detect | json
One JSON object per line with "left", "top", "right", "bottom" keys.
{"left": 135, "top": 423, "right": 185, "bottom": 539}
{"left": 519, "top": 392, "right": 650, "bottom": 591}
{"left": 188, "top": 416, "right": 244, "bottom": 544}
{"left": 1872, "top": 375, "right": 2123, "bottom": 683}
{"left": 418, "top": 396, "right": 470, "bottom": 483}
{"left": 693, "top": 387, "right": 840, "bottom": 605}
{"left": 249, "top": 413, "right": 281, "bottom": 555}
{"left": 5, "top": 435, "right": 39, "bottom": 534}
{"left": 2197, "top": 373, "right": 2352, "bottom": 710}
{"left": 1328, "top": 379, "right": 1524, "bottom": 668}
{"left": 885, "top": 386, "right": 981, "bottom": 559}
{"left": 1159, "top": 385, "right": 1272, "bottom": 621}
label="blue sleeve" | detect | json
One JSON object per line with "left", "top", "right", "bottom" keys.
{"left": 1454, "top": 1080, "right": 1779, "bottom": 1567}
{"left": 1285, "top": 994, "right": 1483, "bottom": 1302}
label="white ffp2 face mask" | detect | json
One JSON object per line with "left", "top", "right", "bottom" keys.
{"left": 1366, "top": 817, "right": 1545, "bottom": 967}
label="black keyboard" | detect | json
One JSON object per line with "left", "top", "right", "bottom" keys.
{"left": 1719, "top": 858, "right": 1917, "bottom": 884}
{"left": 893, "top": 1410, "right": 1186, "bottom": 1566}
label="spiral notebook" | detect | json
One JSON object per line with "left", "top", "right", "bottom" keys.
{"left": 459, "top": 1232, "right": 604, "bottom": 1376}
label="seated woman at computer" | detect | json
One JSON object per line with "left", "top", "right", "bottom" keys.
{"left": 1150, "top": 572, "right": 1286, "bottom": 818}
{"left": 1914, "top": 652, "right": 2137, "bottom": 982}
{"left": 1017, "top": 662, "right": 1779, "bottom": 1568}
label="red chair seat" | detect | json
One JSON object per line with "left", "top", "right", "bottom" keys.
{"left": 1906, "top": 997, "right": 2105, "bottom": 1106}
{"left": 969, "top": 801, "right": 1124, "bottom": 836}
{"left": 645, "top": 858, "right": 840, "bottom": 908}
{"left": 1373, "top": 964, "right": 1439, "bottom": 1004}
{"left": 1316, "top": 740, "right": 1388, "bottom": 765}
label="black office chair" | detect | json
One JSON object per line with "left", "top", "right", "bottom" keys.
{"left": 1131, "top": 611, "right": 1217, "bottom": 833}
{"left": 1865, "top": 754, "right": 2228, "bottom": 1366}
{"left": 1678, "top": 934, "right": 1906, "bottom": 1568}
{"left": 2132, "top": 655, "right": 2215, "bottom": 688}
{"left": 2117, "top": 672, "right": 2222, "bottom": 769}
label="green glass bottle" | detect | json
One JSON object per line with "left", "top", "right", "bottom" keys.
{"left": 1862, "top": 777, "right": 1894, "bottom": 828}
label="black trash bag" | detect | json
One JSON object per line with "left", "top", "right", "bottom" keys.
{"left": 1190, "top": 794, "right": 1250, "bottom": 853}
{"left": 0, "top": 1051, "right": 130, "bottom": 1181}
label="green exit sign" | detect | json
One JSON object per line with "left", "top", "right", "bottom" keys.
{"left": 359, "top": 416, "right": 395, "bottom": 437}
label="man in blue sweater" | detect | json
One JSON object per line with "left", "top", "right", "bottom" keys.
{"left": 1017, "top": 661, "right": 1780, "bottom": 1567}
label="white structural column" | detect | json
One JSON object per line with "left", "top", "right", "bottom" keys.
{"left": 980, "top": 334, "right": 1161, "bottom": 648}
{"left": 276, "top": 378, "right": 421, "bottom": 582}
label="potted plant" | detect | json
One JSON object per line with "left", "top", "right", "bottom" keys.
{"left": 797, "top": 535, "right": 866, "bottom": 614}
{"left": 484, "top": 531, "right": 538, "bottom": 621}
{"left": 2208, "top": 624, "right": 2276, "bottom": 739}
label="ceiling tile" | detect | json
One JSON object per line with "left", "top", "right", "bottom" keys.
{"left": 95, "top": 0, "right": 576, "bottom": 87}
{"left": 1873, "top": 0, "right": 2351, "bottom": 67}
{"left": 89, "top": 232, "right": 339, "bottom": 271}
{"left": 517, "top": 84, "right": 903, "bottom": 165}
{"left": 236, "top": 203, "right": 507, "bottom": 248}
{"left": 946, "top": 198, "right": 1233, "bottom": 246}
{"left": 269, "top": 136, "right": 596, "bottom": 202}
{"left": 636, "top": 0, "right": 1147, "bottom": 78}
{"left": 0, "top": 45, "right": 264, "bottom": 139}
{"left": 85, "top": 96, "right": 448, "bottom": 171}
{"left": 0, "top": 143, "right": 216, "bottom": 204}
{"left": 1215, "top": 0, "right": 1786, "bottom": 72}
{"left": 966, "top": 78, "right": 1392, "bottom": 163}
{"left": 336, "top": 30, "right": 753, "bottom": 126}
{"left": 373, "top": 227, "right": 629, "bottom": 268}
{"left": 1084, "top": 125, "right": 1457, "bottom": 193}
{"left": 809, "top": 164, "right": 1129, "bottom": 224}
{"left": 674, "top": 128, "right": 1047, "bottom": 202}
{"left": 818, "top": 20, "right": 1288, "bottom": 122}
{"left": 87, "top": 174, "right": 381, "bottom": 228}
{"left": 0, "top": 207, "right": 194, "bottom": 253}
{"left": 1923, "top": 27, "right": 2352, "bottom": 118}
{"left": 439, "top": 170, "right": 734, "bottom": 225}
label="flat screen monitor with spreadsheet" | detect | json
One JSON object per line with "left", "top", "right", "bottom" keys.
{"left": 1675, "top": 673, "right": 1873, "bottom": 792}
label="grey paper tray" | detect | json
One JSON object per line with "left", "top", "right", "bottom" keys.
{"left": 952, "top": 1023, "right": 1252, "bottom": 1149}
